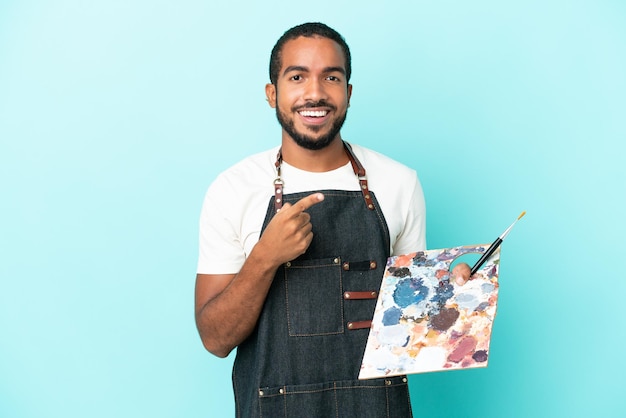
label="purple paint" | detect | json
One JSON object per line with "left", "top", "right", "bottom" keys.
{"left": 472, "top": 350, "right": 489, "bottom": 362}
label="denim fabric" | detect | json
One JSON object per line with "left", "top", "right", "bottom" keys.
{"left": 233, "top": 190, "right": 413, "bottom": 418}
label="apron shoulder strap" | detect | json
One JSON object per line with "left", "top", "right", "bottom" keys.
{"left": 273, "top": 141, "right": 376, "bottom": 212}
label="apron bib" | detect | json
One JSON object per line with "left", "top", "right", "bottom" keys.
{"left": 232, "top": 143, "right": 413, "bottom": 418}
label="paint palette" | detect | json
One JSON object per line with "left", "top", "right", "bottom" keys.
{"left": 359, "top": 245, "right": 500, "bottom": 379}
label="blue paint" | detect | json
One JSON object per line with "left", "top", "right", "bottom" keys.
{"left": 400, "top": 335, "right": 410, "bottom": 347}
{"left": 475, "top": 301, "right": 490, "bottom": 312}
{"left": 424, "top": 258, "right": 437, "bottom": 267}
{"left": 382, "top": 306, "right": 403, "bottom": 326}
{"left": 412, "top": 252, "right": 427, "bottom": 265}
{"left": 393, "top": 277, "right": 429, "bottom": 308}
{"left": 430, "top": 280, "right": 454, "bottom": 305}
{"left": 481, "top": 283, "right": 495, "bottom": 293}
{"left": 455, "top": 292, "right": 480, "bottom": 311}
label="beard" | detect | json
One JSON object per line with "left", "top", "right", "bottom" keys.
{"left": 275, "top": 100, "right": 348, "bottom": 150}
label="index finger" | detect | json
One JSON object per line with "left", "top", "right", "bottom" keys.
{"left": 293, "top": 193, "right": 325, "bottom": 212}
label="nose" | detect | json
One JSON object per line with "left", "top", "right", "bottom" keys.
{"left": 303, "top": 78, "right": 327, "bottom": 103}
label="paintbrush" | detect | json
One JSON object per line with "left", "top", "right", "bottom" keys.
{"left": 470, "top": 211, "right": 526, "bottom": 275}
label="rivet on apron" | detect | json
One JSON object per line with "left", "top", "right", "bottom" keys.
{"left": 333, "top": 257, "right": 340, "bottom": 264}
{"left": 402, "top": 377, "right": 407, "bottom": 383}
{"left": 368, "top": 204, "right": 374, "bottom": 209}
{"left": 370, "top": 291, "right": 377, "bottom": 298}
{"left": 344, "top": 292, "right": 351, "bottom": 299}
{"left": 259, "top": 390, "right": 264, "bottom": 396}
{"left": 385, "top": 379, "right": 391, "bottom": 386}
{"left": 285, "top": 261, "right": 291, "bottom": 268}
{"left": 279, "top": 388, "right": 284, "bottom": 394}
{"left": 342, "top": 262, "right": 349, "bottom": 270}
{"left": 347, "top": 322, "right": 354, "bottom": 330}
{"left": 369, "top": 261, "right": 377, "bottom": 269}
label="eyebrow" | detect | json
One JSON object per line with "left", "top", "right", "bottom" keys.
{"left": 282, "top": 65, "right": 346, "bottom": 77}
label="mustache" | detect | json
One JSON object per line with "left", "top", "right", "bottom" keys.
{"left": 293, "top": 100, "right": 336, "bottom": 111}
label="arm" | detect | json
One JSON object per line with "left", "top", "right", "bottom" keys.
{"left": 194, "top": 193, "right": 325, "bottom": 358}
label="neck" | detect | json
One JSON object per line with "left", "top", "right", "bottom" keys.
{"left": 280, "top": 135, "right": 349, "bottom": 172}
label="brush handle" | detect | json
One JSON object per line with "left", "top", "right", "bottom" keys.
{"left": 470, "top": 237, "right": 502, "bottom": 275}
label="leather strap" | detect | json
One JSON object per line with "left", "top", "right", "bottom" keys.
{"left": 347, "top": 320, "right": 372, "bottom": 330}
{"left": 342, "top": 142, "right": 375, "bottom": 211}
{"left": 343, "top": 291, "right": 378, "bottom": 300}
{"left": 273, "top": 141, "right": 375, "bottom": 212}
{"left": 273, "top": 151, "right": 284, "bottom": 212}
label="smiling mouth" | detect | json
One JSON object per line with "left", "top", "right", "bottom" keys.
{"left": 298, "top": 110, "right": 329, "bottom": 118}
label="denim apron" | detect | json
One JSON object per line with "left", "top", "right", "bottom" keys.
{"left": 232, "top": 143, "right": 413, "bottom": 417}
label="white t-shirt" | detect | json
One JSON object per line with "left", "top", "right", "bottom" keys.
{"left": 197, "top": 143, "right": 426, "bottom": 274}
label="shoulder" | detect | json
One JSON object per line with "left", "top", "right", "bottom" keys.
{"left": 202, "top": 146, "right": 278, "bottom": 222}
{"left": 211, "top": 147, "right": 279, "bottom": 189}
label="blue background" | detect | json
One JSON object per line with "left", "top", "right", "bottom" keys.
{"left": 1, "top": 1, "right": 624, "bottom": 417}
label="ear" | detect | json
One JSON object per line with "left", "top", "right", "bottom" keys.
{"left": 347, "top": 83, "right": 353, "bottom": 107}
{"left": 265, "top": 83, "right": 277, "bottom": 108}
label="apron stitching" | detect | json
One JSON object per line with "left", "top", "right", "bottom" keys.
{"left": 406, "top": 380, "right": 414, "bottom": 416}
{"left": 284, "top": 257, "right": 345, "bottom": 337}
{"left": 372, "top": 203, "right": 391, "bottom": 257}
{"left": 283, "top": 267, "right": 293, "bottom": 337}
{"left": 385, "top": 384, "right": 390, "bottom": 418}
{"left": 334, "top": 381, "right": 339, "bottom": 418}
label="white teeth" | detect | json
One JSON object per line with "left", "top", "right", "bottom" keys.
{"left": 299, "top": 110, "right": 328, "bottom": 117}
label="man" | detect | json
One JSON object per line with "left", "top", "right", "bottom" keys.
{"left": 195, "top": 22, "right": 469, "bottom": 417}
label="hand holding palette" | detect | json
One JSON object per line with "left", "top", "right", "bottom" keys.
{"left": 359, "top": 244, "right": 501, "bottom": 379}
{"left": 359, "top": 212, "right": 525, "bottom": 379}
{"left": 359, "top": 244, "right": 500, "bottom": 379}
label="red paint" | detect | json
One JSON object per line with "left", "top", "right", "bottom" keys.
{"left": 447, "top": 336, "right": 477, "bottom": 363}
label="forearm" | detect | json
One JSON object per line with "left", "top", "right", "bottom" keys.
{"left": 195, "top": 250, "right": 280, "bottom": 358}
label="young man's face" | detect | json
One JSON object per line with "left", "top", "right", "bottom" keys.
{"left": 266, "top": 36, "right": 352, "bottom": 150}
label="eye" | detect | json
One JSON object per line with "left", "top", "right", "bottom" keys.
{"left": 326, "top": 75, "right": 341, "bottom": 82}
{"left": 290, "top": 75, "right": 302, "bottom": 81}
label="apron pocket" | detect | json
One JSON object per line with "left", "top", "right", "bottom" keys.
{"left": 259, "top": 377, "right": 412, "bottom": 418}
{"left": 284, "top": 257, "right": 343, "bottom": 336}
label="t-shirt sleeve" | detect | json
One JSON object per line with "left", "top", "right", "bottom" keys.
{"left": 391, "top": 173, "right": 427, "bottom": 256}
{"left": 196, "top": 177, "right": 246, "bottom": 275}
